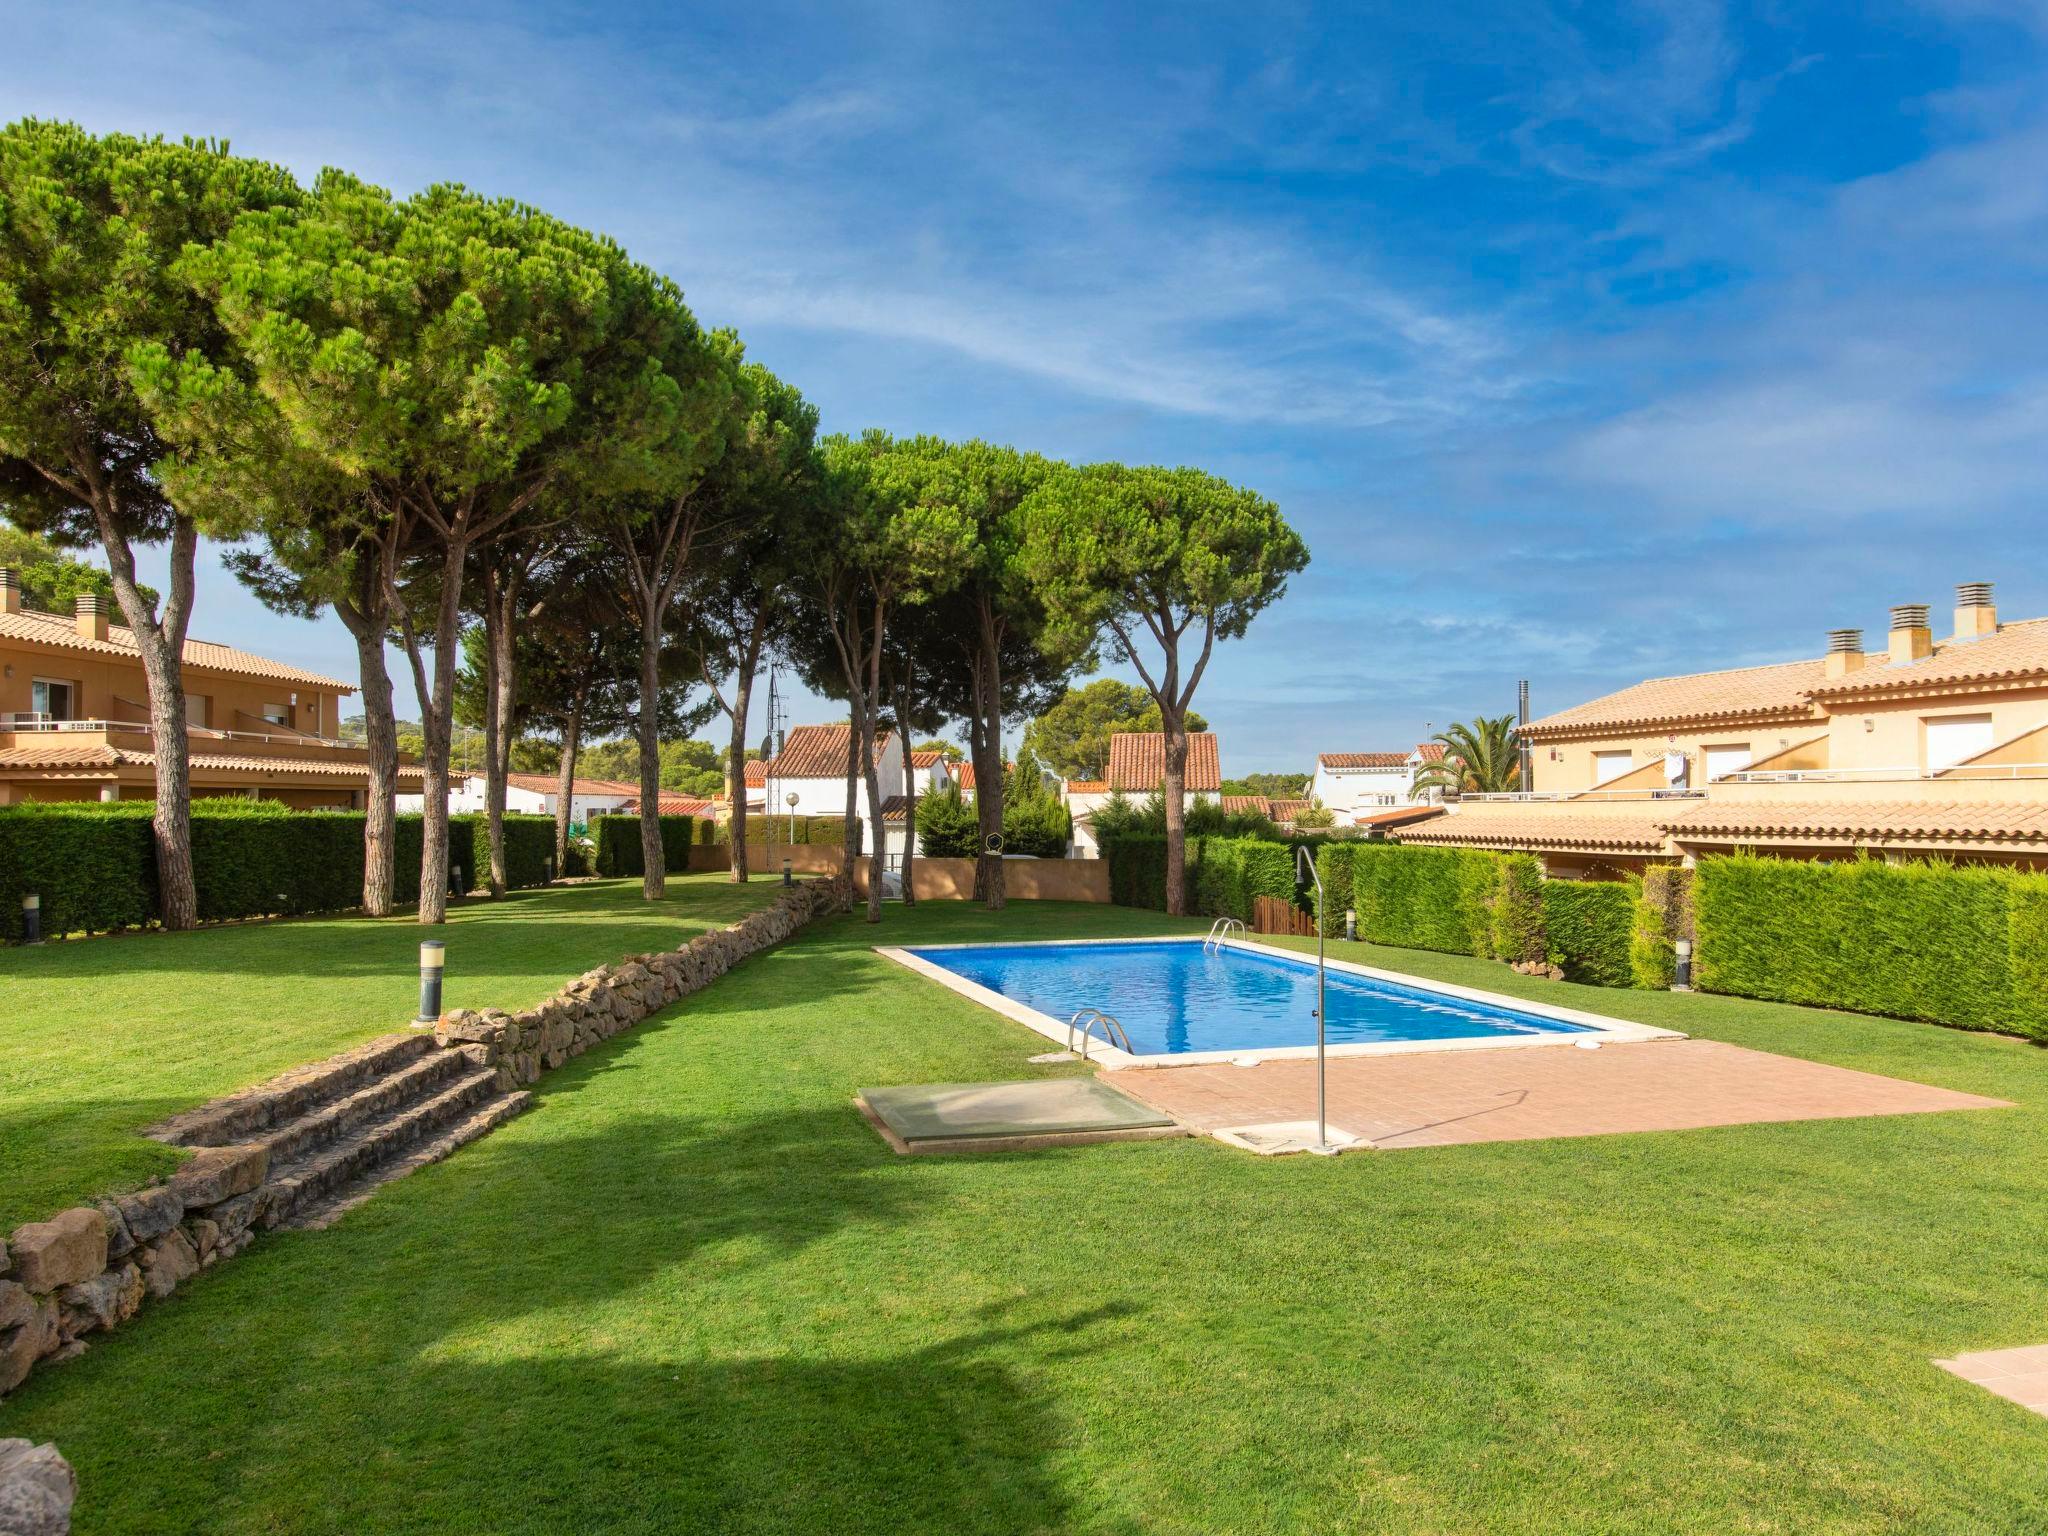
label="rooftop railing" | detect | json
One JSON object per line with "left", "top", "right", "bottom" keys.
{"left": 0, "top": 715, "right": 361, "bottom": 751}
{"left": 1461, "top": 787, "right": 1707, "bottom": 803}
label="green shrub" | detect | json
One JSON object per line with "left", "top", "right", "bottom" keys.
{"left": 2009, "top": 884, "right": 2048, "bottom": 1039}
{"left": 589, "top": 815, "right": 697, "bottom": 878}
{"left": 1630, "top": 866, "right": 1693, "bottom": 989}
{"left": 1191, "top": 837, "right": 1295, "bottom": 921}
{"left": 915, "top": 784, "right": 980, "bottom": 859}
{"left": 1352, "top": 844, "right": 1500, "bottom": 957}
{"left": 1002, "top": 793, "right": 1072, "bottom": 859}
{"left": 1693, "top": 852, "right": 2030, "bottom": 1035}
{"left": 0, "top": 800, "right": 156, "bottom": 939}
{"left": 1313, "top": 843, "right": 1358, "bottom": 935}
{"left": 802, "top": 816, "right": 848, "bottom": 848}
{"left": 1103, "top": 835, "right": 1171, "bottom": 910}
{"left": 453, "top": 813, "right": 558, "bottom": 891}
{"left": 1543, "top": 879, "right": 1640, "bottom": 987}
{"left": 1491, "top": 854, "right": 1547, "bottom": 964}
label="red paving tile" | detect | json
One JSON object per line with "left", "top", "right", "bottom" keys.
{"left": 1108, "top": 1038, "right": 2008, "bottom": 1150}
{"left": 1936, "top": 1345, "right": 2048, "bottom": 1419}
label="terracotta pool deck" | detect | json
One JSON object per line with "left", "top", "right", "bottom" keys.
{"left": 1108, "top": 1037, "right": 2010, "bottom": 1150}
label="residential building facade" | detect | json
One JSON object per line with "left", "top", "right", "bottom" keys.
{"left": 1307, "top": 745, "right": 1444, "bottom": 824}
{"left": 1398, "top": 582, "right": 2048, "bottom": 874}
{"left": 0, "top": 576, "right": 433, "bottom": 807}
{"left": 1065, "top": 731, "right": 1222, "bottom": 858}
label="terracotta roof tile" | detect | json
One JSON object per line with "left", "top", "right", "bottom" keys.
{"left": 0, "top": 741, "right": 436, "bottom": 784}
{"left": 744, "top": 758, "right": 768, "bottom": 786}
{"left": 1318, "top": 752, "right": 1408, "bottom": 769}
{"left": 504, "top": 773, "right": 639, "bottom": 797}
{"left": 1807, "top": 619, "right": 2048, "bottom": 700}
{"left": 0, "top": 607, "right": 353, "bottom": 691}
{"left": 1660, "top": 799, "right": 2048, "bottom": 847}
{"left": 763, "top": 724, "right": 892, "bottom": 779}
{"left": 1356, "top": 805, "right": 1445, "bottom": 829}
{"left": 1521, "top": 658, "right": 1831, "bottom": 740}
{"left": 1267, "top": 799, "right": 1313, "bottom": 820}
{"left": 1064, "top": 779, "right": 1109, "bottom": 795}
{"left": 1413, "top": 742, "right": 1447, "bottom": 762}
{"left": 621, "top": 793, "right": 720, "bottom": 816}
{"left": 909, "top": 749, "right": 946, "bottom": 768}
{"left": 1219, "top": 794, "right": 1270, "bottom": 816}
{"left": 1106, "top": 732, "right": 1221, "bottom": 793}
{"left": 1395, "top": 806, "right": 1671, "bottom": 854}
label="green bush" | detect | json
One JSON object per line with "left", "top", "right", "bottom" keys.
{"left": 454, "top": 813, "right": 558, "bottom": 891}
{"left": 1543, "top": 879, "right": 1640, "bottom": 987}
{"left": 590, "top": 814, "right": 697, "bottom": 878}
{"left": 1491, "top": 854, "right": 1547, "bottom": 964}
{"left": 915, "top": 784, "right": 980, "bottom": 859}
{"left": 1103, "top": 834, "right": 1171, "bottom": 910}
{"left": 1351, "top": 844, "right": 1501, "bottom": 957}
{"left": 1313, "top": 843, "right": 1358, "bottom": 935}
{"left": 1693, "top": 852, "right": 2034, "bottom": 1036}
{"left": 1631, "top": 866, "right": 1693, "bottom": 989}
{"left": 0, "top": 800, "right": 516, "bottom": 938}
{"left": 1002, "top": 793, "right": 1072, "bottom": 859}
{"left": 1190, "top": 836, "right": 1296, "bottom": 922}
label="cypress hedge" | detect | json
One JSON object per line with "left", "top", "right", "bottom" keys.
{"left": 1103, "top": 834, "right": 1173, "bottom": 910}
{"left": 1692, "top": 852, "right": 2040, "bottom": 1037}
{"left": 1351, "top": 844, "right": 1504, "bottom": 957}
{"left": 590, "top": 814, "right": 698, "bottom": 878}
{"left": 1313, "top": 843, "right": 1358, "bottom": 935}
{"left": 1191, "top": 837, "right": 1296, "bottom": 922}
{"left": 1542, "top": 879, "right": 1639, "bottom": 987}
{"left": 1491, "top": 854, "right": 1547, "bottom": 964}
{"left": 1630, "top": 866, "right": 1693, "bottom": 989}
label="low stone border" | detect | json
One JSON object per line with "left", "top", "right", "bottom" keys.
{"left": 0, "top": 875, "right": 847, "bottom": 1419}
{"left": 0, "top": 1438, "right": 73, "bottom": 1535}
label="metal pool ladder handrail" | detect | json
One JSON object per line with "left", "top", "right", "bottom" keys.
{"left": 1296, "top": 845, "right": 1331, "bottom": 1154}
{"left": 1203, "top": 917, "right": 1248, "bottom": 953}
{"left": 1066, "top": 1008, "right": 1134, "bottom": 1059}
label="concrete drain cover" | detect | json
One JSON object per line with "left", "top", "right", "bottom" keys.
{"left": 1213, "top": 1121, "right": 1367, "bottom": 1157}
{"left": 857, "top": 1078, "right": 1183, "bottom": 1155}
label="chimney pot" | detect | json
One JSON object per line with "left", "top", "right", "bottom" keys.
{"left": 0, "top": 566, "right": 18, "bottom": 616}
{"left": 75, "top": 591, "right": 108, "bottom": 643}
{"left": 1953, "top": 581, "right": 1998, "bottom": 641}
{"left": 1888, "top": 601, "right": 1932, "bottom": 664}
{"left": 1824, "top": 628, "right": 1866, "bottom": 678}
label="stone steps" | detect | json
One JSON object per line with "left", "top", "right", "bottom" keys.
{"left": 255, "top": 1046, "right": 486, "bottom": 1167}
{"left": 150, "top": 1033, "right": 436, "bottom": 1149}
{"left": 259, "top": 1066, "right": 516, "bottom": 1229}
{"left": 281, "top": 1090, "right": 534, "bottom": 1232}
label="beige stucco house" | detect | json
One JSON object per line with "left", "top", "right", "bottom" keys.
{"left": 1399, "top": 582, "right": 2048, "bottom": 874}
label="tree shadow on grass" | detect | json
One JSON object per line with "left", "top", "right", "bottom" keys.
{"left": 51, "top": 1310, "right": 1143, "bottom": 1535}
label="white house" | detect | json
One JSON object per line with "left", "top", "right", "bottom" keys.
{"left": 1064, "top": 731, "right": 1222, "bottom": 858}
{"left": 1307, "top": 745, "right": 1443, "bottom": 826}
{"left": 399, "top": 772, "right": 639, "bottom": 825}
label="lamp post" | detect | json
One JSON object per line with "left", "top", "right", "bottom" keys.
{"left": 416, "top": 940, "right": 446, "bottom": 1025}
{"left": 786, "top": 791, "right": 798, "bottom": 844}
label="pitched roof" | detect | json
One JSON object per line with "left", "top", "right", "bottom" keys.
{"left": 878, "top": 794, "right": 913, "bottom": 822}
{"left": 0, "top": 606, "right": 353, "bottom": 691}
{"left": 1807, "top": 618, "right": 2048, "bottom": 701}
{"left": 621, "top": 793, "right": 720, "bottom": 816}
{"left": 1356, "top": 805, "right": 1446, "bottom": 830}
{"left": 909, "top": 749, "right": 947, "bottom": 768}
{"left": 1659, "top": 799, "right": 2048, "bottom": 849}
{"left": 1519, "top": 657, "right": 1831, "bottom": 740}
{"left": 504, "top": 773, "right": 639, "bottom": 798}
{"left": 1220, "top": 794, "right": 1270, "bottom": 816}
{"left": 1267, "top": 799, "right": 1313, "bottom": 820}
{"left": 1318, "top": 752, "right": 1408, "bottom": 770}
{"left": 763, "top": 725, "right": 893, "bottom": 780}
{"left": 1414, "top": 742, "right": 1447, "bottom": 762}
{"left": 744, "top": 758, "right": 768, "bottom": 786}
{"left": 1394, "top": 806, "right": 1670, "bottom": 854}
{"left": 1106, "top": 732, "right": 1221, "bottom": 793}
{"left": 0, "top": 742, "right": 437, "bottom": 784}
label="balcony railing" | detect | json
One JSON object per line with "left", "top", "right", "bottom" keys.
{"left": 1462, "top": 787, "right": 1707, "bottom": 803}
{"left": 0, "top": 716, "right": 361, "bottom": 751}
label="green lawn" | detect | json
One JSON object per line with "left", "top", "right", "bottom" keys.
{"left": 5, "top": 899, "right": 2048, "bottom": 1533}
{"left": 0, "top": 875, "right": 785, "bottom": 1229}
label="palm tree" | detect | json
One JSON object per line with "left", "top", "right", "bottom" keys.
{"left": 1412, "top": 714, "right": 1521, "bottom": 798}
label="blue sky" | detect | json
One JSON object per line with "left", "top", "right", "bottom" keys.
{"left": 6, "top": 0, "right": 2047, "bottom": 771}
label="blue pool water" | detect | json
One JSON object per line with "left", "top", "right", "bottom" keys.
{"left": 908, "top": 939, "right": 1595, "bottom": 1056}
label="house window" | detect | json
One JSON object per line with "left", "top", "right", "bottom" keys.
{"left": 30, "top": 679, "right": 74, "bottom": 722}
{"left": 262, "top": 703, "right": 290, "bottom": 727}
{"left": 1592, "top": 749, "right": 1633, "bottom": 786}
{"left": 1705, "top": 744, "right": 1752, "bottom": 781}
{"left": 1924, "top": 713, "right": 1993, "bottom": 772}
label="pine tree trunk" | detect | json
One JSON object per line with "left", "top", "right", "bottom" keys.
{"left": 417, "top": 532, "right": 470, "bottom": 925}
{"left": 1162, "top": 716, "right": 1189, "bottom": 917}
{"left": 973, "top": 611, "right": 1007, "bottom": 911}
{"left": 861, "top": 711, "right": 886, "bottom": 925}
{"left": 481, "top": 567, "right": 520, "bottom": 899}
{"left": 726, "top": 616, "right": 762, "bottom": 884}
{"left": 635, "top": 593, "right": 665, "bottom": 901}
{"left": 337, "top": 592, "right": 399, "bottom": 917}
{"left": 839, "top": 717, "right": 859, "bottom": 906}
{"left": 93, "top": 508, "right": 198, "bottom": 930}
{"left": 555, "top": 694, "right": 584, "bottom": 882}
{"left": 896, "top": 668, "right": 916, "bottom": 909}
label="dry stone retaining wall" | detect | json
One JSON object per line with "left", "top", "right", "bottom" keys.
{"left": 0, "top": 875, "right": 846, "bottom": 1430}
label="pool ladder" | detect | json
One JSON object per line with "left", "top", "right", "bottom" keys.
{"left": 1066, "top": 1008, "right": 1134, "bottom": 1060}
{"left": 1202, "top": 917, "right": 1247, "bottom": 954}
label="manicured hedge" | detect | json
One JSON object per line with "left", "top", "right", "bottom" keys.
{"left": 590, "top": 814, "right": 698, "bottom": 878}
{"left": 1693, "top": 852, "right": 2042, "bottom": 1037}
{"left": 1103, "top": 834, "right": 1172, "bottom": 911}
{"left": 1543, "top": 878, "right": 1639, "bottom": 987}
{"left": 1630, "top": 866, "right": 1693, "bottom": 990}
{"left": 1351, "top": 844, "right": 1504, "bottom": 958}
{"left": 0, "top": 800, "right": 568, "bottom": 939}
{"left": 1191, "top": 837, "right": 1296, "bottom": 922}
{"left": 1313, "top": 843, "right": 1358, "bottom": 936}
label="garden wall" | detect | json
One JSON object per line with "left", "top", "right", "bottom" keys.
{"left": 0, "top": 876, "right": 848, "bottom": 1413}
{"left": 849, "top": 857, "right": 1110, "bottom": 903}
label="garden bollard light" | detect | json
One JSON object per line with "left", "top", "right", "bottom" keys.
{"left": 1673, "top": 939, "right": 1693, "bottom": 993}
{"left": 782, "top": 858, "right": 793, "bottom": 887}
{"left": 416, "top": 940, "right": 446, "bottom": 1024}
{"left": 544, "top": 855, "right": 554, "bottom": 884}
{"left": 21, "top": 893, "right": 41, "bottom": 945}
{"left": 1344, "top": 908, "right": 1357, "bottom": 942}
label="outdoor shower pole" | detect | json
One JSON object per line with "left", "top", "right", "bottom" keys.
{"left": 1297, "top": 846, "right": 1327, "bottom": 1152}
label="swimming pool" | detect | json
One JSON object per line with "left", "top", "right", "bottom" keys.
{"left": 888, "top": 937, "right": 1677, "bottom": 1064}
